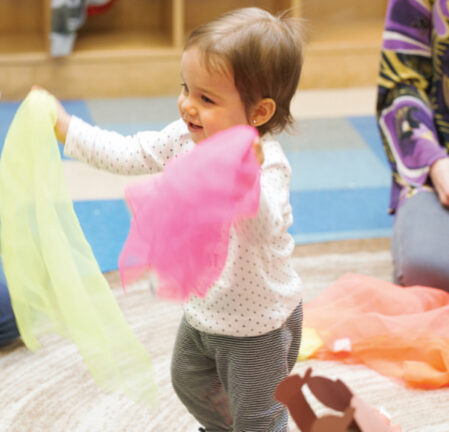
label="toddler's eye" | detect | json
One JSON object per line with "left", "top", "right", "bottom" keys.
{"left": 202, "top": 95, "right": 214, "bottom": 104}
{"left": 181, "top": 83, "right": 189, "bottom": 93}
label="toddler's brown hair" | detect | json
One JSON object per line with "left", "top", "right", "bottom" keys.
{"left": 184, "top": 7, "right": 304, "bottom": 136}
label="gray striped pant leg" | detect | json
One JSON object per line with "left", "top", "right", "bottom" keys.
{"left": 171, "top": 302, "right": 302, "bottom": 432}
{"left": 171, "top": 316, "right": 233, "bottom": 432}
{"left": 213, "top": 303, "right": 303, "bottom": 432}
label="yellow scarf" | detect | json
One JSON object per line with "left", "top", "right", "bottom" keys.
{"left": 0, "top": 90, "right": 155, "bottom": 404}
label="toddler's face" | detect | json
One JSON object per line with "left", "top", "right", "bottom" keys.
{"left": 178, "top": 47, "right": 250, "bottom": 143}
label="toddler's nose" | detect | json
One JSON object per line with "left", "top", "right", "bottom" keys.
{"left": 179, "top": 94, "right": 195, "bottom": 113}
{"left": 183, "top": 102, "right": 197, "bottom": 117}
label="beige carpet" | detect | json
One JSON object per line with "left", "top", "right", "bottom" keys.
{"left": 1, "top": 238, "right": 448, "bottom": 432}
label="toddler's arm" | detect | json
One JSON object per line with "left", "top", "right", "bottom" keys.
{"left": 64, "top": 117, "right": 191, "bottom": 176}
{"left": 42, "top": 90, "right": 191, "bottom": 176}
{"left": 235, "top": 139, "right": 292, "bottom": 244}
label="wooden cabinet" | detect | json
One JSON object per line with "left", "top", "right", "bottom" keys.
{"left": 300, "top": 0, "right": 388, "bottom": 88}
{"left": 0, "top": 0, "right": 387, "bottom": 100}
{"left": 75, "top": 0, "right": 182, "bottom": 53}
{"left": 0, "top": 0, "right": 50, "bottom": 58}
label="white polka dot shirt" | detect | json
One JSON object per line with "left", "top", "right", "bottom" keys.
{"left": 65, "top": 116, "right": 302, "bottom": 337}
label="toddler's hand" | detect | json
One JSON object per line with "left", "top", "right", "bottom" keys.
{"left": 252, "top": 136, "right": 264, "bottom": 166}
{"left": 31, "top": 85, "right": 71, "bottom": 144}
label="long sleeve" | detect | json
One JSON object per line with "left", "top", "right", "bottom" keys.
{"left": 376, "top": 0, "right": 448, "bottom": 212}
{"left": 184, "top": 135, "right": 301, "bottom": 337}
{"left": 234, "top": 137, "right": 293, "bottom": 251}
{"left": 65, "top": 117, "right": 193, "bottom": 175}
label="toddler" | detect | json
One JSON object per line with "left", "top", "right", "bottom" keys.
{"left": 54, "top": 7, "right": 304, "bottom": 432}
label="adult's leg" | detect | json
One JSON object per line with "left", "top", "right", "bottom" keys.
{"left": 392, "top": 191, "right": 449, "bottom": 291}
{"left": 171, "top": 316, "right": 233, "bottom": 432}
{"left": 0, "top": 259, "right": 19, "bottom": 346}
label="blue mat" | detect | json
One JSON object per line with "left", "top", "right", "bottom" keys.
{"left": 74, "top": 200, "right": 130, "bottom": 273}
{"left": 1, "top": 97, "right": 394, "bottom": 272}
{"left": 285, "top": 115, "right": 393, "bottom": 244}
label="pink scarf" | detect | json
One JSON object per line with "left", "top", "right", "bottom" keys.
{"left": 119, "top": 125, "right": 261, "bottom": 301}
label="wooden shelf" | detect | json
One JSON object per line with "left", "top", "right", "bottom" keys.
{"left": 301, "top": 18, "right": 384, "bottom": 89}
{"left": 184, "top": 0, "right": 296, "bottom": 35}
{"left": 0, "top": 0, "right": 49, "bottom": 64}
{"left": 0, "top": 0, "right": 388, "bottom": 100}
{"left": 307, "top": 19, "right": 384, "bottom": 51}
{"left": 0, "top": 33, "right": 46, "bottom": 57}
{"left": 72, "top": 30, "right": 176, "bottom": 59}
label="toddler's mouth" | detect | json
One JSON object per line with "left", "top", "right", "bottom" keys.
{"left": 188, "top": 121, "right": 203, "bottom": 131}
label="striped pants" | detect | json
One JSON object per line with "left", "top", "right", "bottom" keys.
{"left": 171, "top": 303, "right": 302, "bottom": 432}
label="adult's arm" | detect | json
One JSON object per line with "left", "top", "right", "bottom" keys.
{"left": 376, "top": 0, "right": 448, "bottom": 210}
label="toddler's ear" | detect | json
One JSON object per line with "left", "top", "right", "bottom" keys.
{"left": 251, "top": 98, "right": 276, "bottom": 128}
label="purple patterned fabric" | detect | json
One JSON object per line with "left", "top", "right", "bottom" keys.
{"left": 377, "top": 0, "right": 449, "bottom": 212}
{"left": 382, "top": 39, "right": 430, "bottom": 54}
{"left": 434, "top": 0, "right": 449, "bottom": 35}
{"left": 384, "top": 0, "right": 431, "bottom": 45}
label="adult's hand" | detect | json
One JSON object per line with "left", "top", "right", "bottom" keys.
{"left": 430, "top": 157, "right": 449, "bottom": 207}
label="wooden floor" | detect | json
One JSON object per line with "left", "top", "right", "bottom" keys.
{"left": 293, "top": 237, "right": 390, "bottom": 257}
